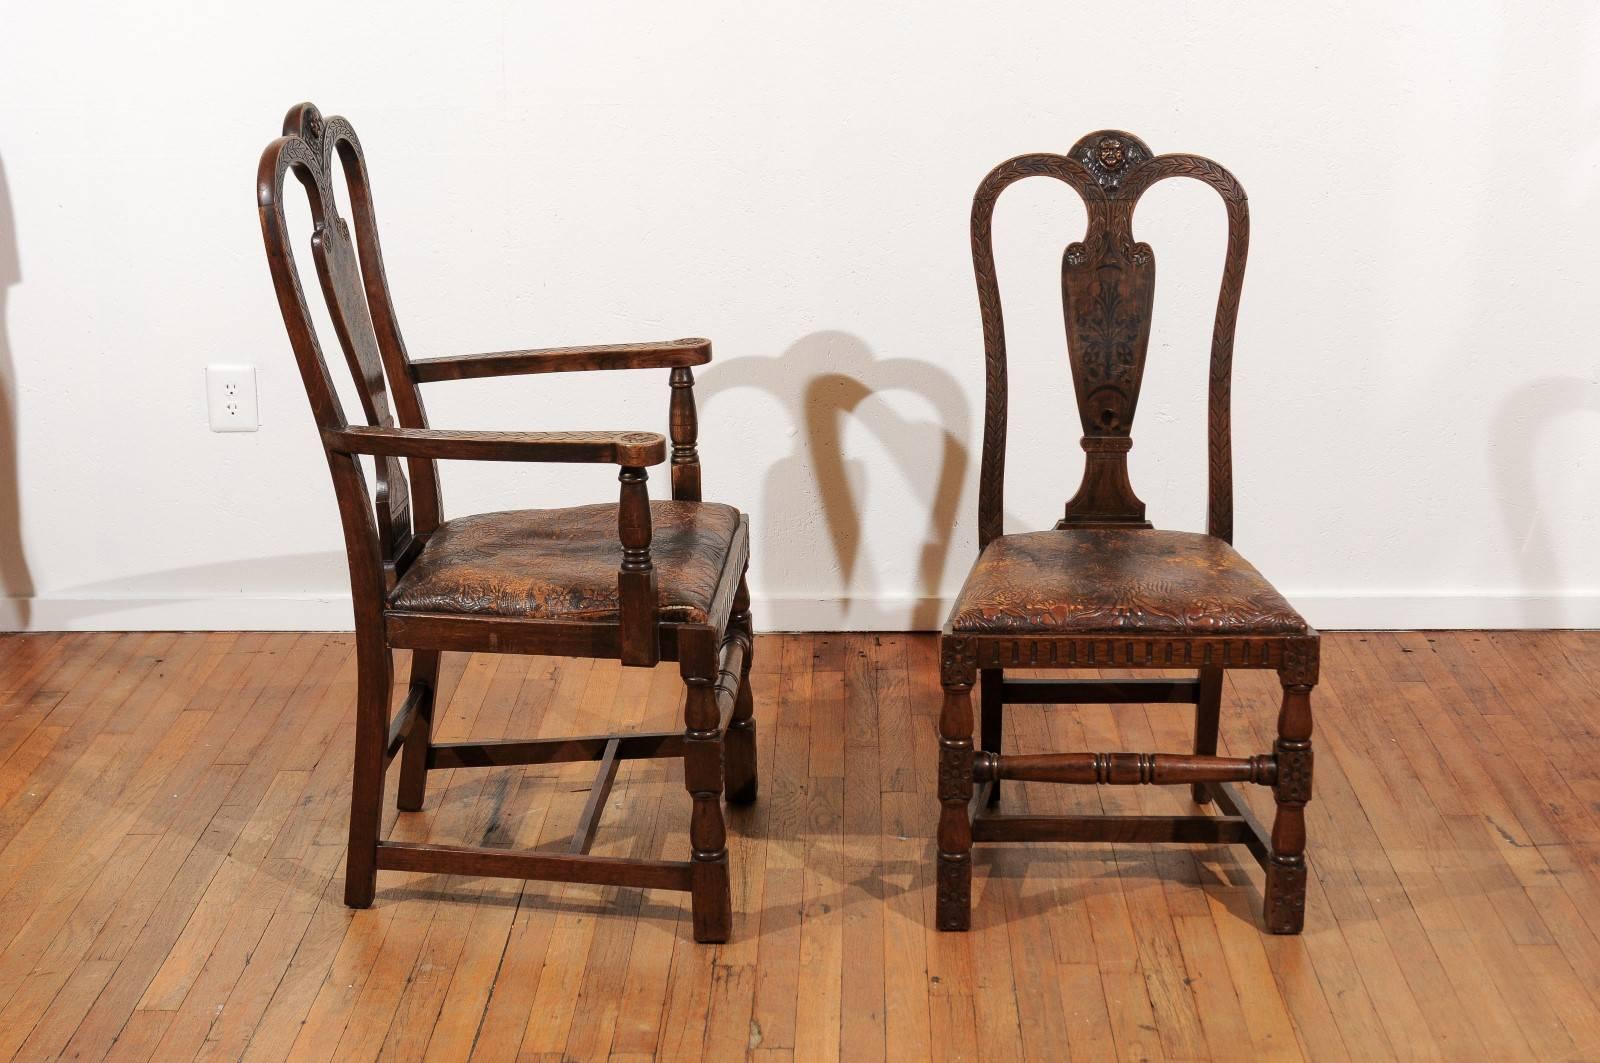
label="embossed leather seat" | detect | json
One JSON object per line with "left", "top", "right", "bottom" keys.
{"left": 949, "top": 529, "right": 1306, "bottom": 635}
{"left": 390, "top": 501, "right": 742, "bottom": 622}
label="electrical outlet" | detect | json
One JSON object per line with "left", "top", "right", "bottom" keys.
{"left": 206, "top": 365, "right": 259, "bottom": 432}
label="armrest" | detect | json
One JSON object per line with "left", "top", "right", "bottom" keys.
{"left": 410, "top": 338, "right": 711, "bottom": 383}
{"left": 325, "top": 426, "right": 666, "bottom": 466}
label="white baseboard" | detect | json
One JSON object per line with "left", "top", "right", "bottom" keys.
{"left": 2, "top": 590, "right": 1599, "bottom": 632}
{"left": 0, "top": 594, "right": 357, "bottom": 632}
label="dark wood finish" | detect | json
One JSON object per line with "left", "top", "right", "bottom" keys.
{"left": 427, "top": 728, "right": 684, "bottom": 768}
{"left": 940, "top": 131, "right": 1318, "bottom": 936}
{"left": 1000, "top": 676, "right": 1203, "bottom": 704}
{"left": 409, "top": 337, "right": 711, "bottom": 382}
{"left": 326, "top": 425, "right": 667, "bottom": 466}
{"left": 1192, "top": 663, "right": 1224, "bottom": 803}
{"left": 569, "top": 737, "right": 622, "bottom": 855}
{"left": 257, "top": 101, "right": 753, "bottom": 942}
{"left": 669, "top": 365, "right": 703, "bottom": 502}
{"left": 972, "top": 813, "right": 1257, "bottom": 846}
{"left": 973, "top": 750, "right": 1276, "bottom": 786}
{"left": 979, "top": 667, "right": 1003, "bottom": 806}
{"left": 374, "top": 841, "right": 693, "bottom": 891}
{"left": 724, "top": 572, "right": 758, "bottom": 803}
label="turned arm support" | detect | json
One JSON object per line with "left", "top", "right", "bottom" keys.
{"left": 668, "top": 366, "right": 702, "bottom": 501}
{"left": 616, "top": 466, "right": 658, "bottom": 667}
{"left": 409, "top": 338, "right": 711, "bottom": 383}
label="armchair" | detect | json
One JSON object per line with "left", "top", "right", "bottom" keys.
{"left": 257, "top": 103, "right": 754, "bottom": 942}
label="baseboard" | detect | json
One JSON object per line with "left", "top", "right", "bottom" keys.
{"left": 1, "top": 590, "right": 1599, "bottom": 633}
{"left": 0, "top": 594, "right": 357, "bottom": 632}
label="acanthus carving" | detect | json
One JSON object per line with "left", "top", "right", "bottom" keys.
{"left": 1076, "top": 267, "right": 1147, "bottom": 403}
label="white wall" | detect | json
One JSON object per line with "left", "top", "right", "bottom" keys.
{"left": 0, "top": 2, "right": 1597, "bottom": 632}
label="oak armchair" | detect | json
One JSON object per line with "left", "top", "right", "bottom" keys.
{"left": 257, "top": 103, "right": 754, "bottom": 943}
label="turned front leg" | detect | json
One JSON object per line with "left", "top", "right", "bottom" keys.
{"left": 1265, "top": 640, "right": 1317, "bottom": 933}
{"left": 937, "top": 639, "right": 977, "bottom": 931}
{"left": 683, "top": 632, "right": 731, "bottom": 943}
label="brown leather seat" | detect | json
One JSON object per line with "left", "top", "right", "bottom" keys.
{"left": 391, "top": 500, "right": 741, "bottom": 623}
{"left": 949, "top": 528, "right": 1307, "bottom": 636}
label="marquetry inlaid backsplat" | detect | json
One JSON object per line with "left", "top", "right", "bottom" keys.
{"left": 969, "top": 130, "right": 1250, "bottom": 546}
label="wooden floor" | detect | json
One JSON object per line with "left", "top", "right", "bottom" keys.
{"left": 0, "top": 632, "right": 1599, "bottom": 1060}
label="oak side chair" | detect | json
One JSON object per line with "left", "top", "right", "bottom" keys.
{"left": 256, "top": 103, "right": 755, "bottom": 943}
{"left": 936, "top": 131, "right": 1318, "bottom": 934}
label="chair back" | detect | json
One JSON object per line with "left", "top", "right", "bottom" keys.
{"left": 969, "top": 130, "right": 1249, "bottom": 547}
{"left": 257, "top": 103, "right": 443, "bottom": 602}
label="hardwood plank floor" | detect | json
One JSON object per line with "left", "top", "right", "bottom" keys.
{"left": 1, "top": 631, "right": 1598, "bottom": 1060}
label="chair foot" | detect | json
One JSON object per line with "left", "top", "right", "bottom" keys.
{"left": 1191, "top": 782, "right": 1214, "bottom": 805}
{"left": 690, "top": 854, "right": 732, "bottom": 943}
{"left": 344, "top": 855, "right": 377, "bottom": 909}
{"left": 725, "top": 719, "right": 758, "bottom": 805}
{"left": 1264, "top": 855, "right": 1307, "bottom": 934}
{"left": 347, "top": 640, "right": 390, "bottom": 911}
{"left": 936, "top": 853, "right": 972, "bottom": 931}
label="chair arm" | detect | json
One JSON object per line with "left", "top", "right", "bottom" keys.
{"left": 324, "top": 426, "right": 666, "bottom": 466}
{"left": 409, "top": 338, "right": 711, "bottom": 383}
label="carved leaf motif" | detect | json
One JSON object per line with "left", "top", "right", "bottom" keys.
{"left": 1078, "top": 276, "right": 1143, "bottom": 387}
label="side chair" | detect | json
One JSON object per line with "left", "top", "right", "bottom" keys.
{"left": 937, "top": 131, "right": 1318, "bottom": 934}
{"left": 256, "top": 102, "right": 755, "bottom": 943}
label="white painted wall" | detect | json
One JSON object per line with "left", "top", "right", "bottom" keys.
{"left": 0, "top": 2, "right": 1597, "bottom": 632}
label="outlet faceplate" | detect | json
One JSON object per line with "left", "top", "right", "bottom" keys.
{"left": 206, "top": 365, "right": 259, "bottom": 432}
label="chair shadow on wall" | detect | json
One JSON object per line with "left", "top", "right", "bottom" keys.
{"left": 697, "top": 330, "right": 972, "bottom": 629}
{"left": 0, "top": 155, "right": 33, "bottom": 629}
{"left": 1490, "top": 376, "right": 1600, "bottom": 626}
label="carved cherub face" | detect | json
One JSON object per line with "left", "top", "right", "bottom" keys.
{"left": 1097, "top": 137, "right": 1125, "bottom": 171}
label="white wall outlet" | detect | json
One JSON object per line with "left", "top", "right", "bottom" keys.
{"left": 206, "top": 365, "right": 259, "bottom": 432}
